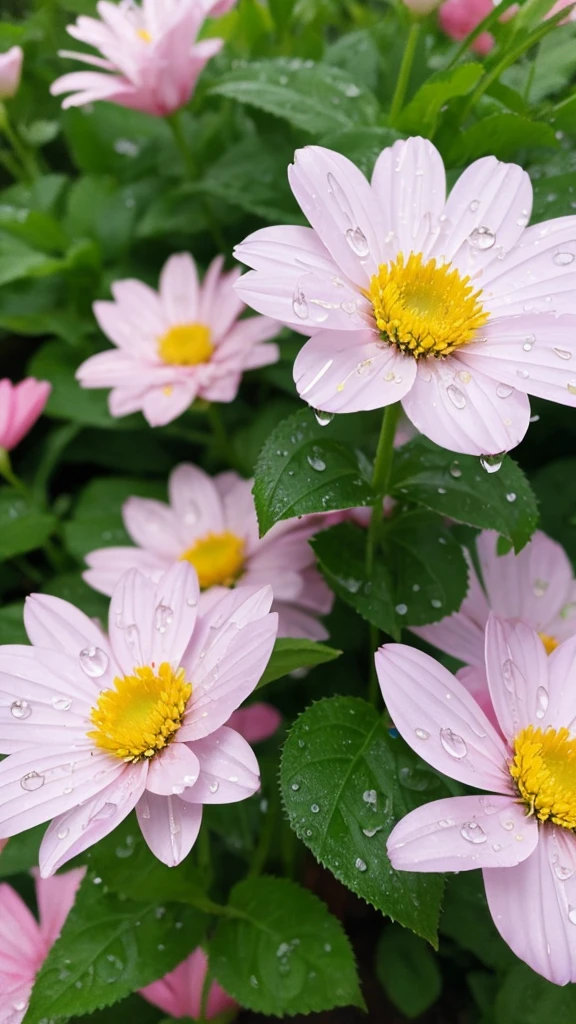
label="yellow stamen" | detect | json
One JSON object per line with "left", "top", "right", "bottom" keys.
{"left": 180, "top": 531, "right": 245, "bottom": 590}
{"left": 89, "top": 662, "right": 191, "bottom": 762}
{"left": 539, "top": 632, "right": 559, "bottom": 655}
{"left": 510, "top": 725, "right": 576, "bottom": 830}
{"left": 158, "top": 324, "right": 214, "bottom": 367}
{"left": 137, "top": 28, "right": 152, "bottom": 42}
{"left": 368, "top": 252, "right": 489, "bottom": 359}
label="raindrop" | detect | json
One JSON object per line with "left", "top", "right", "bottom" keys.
{"left": 154, "top": 604, "right": 174, "bottom": 633}
{"left": 307, "top": 450, "right": 326, "bottom": 472}
{"left": 79, "top": 646, "right": 109, "bottom": 679}
{"left": 568, "top": 906, "right": 576, "bottom": 925}
{"left": 480, "top": 453, "right": 504, "bottom": 474}
{"left": 57, "top": 828, "right": 69, "bottom": 840}
{"left": 345, "top": 226, "right": 370, "bottom": 257}
{"left": 414, "top": 728, "right": 429, "bottom": 740}
{"left": 355, "top": 857, "right": 367, "bottom": 872}
{"left": 313, "top": 409, "right": 334, "bottom": 427}
{"left": 10, "top": 700, "right": 31, "bottom": 720}
{"left": 517, "top": 369, "right": 530, "bottom": 380}
{"left": 469, "top": 226, "right": 496, "bottom": 250}
{"left": 395, "top": 603, "right": 408, "bottom": 615}
{"left": 431, "top": 599, "right": 443, "bottom": 609}
{"left": 533, "top": 579, "right": 548, "bottom": 597}
{"left": 450, "top": 462, "right": 462, "bottom": 478}
{"left": 496, "top": 383, "right": 514, "bottom": 399}
{"left": 502, "top": 659, "right": 515, "bottom": 692}
{"left": 460, "top": 821, "right": 487, "bottom": 844}
{"left": 492, "top": 843, "right": 502, "bottom": 852}
{"left": 535, "top": 686, "right": 549, "bottom": 719}
{"left": 438, "top": 819, "right": 451, "bottom": 828}
{"left": 554, "top": 347, "right": 572, "bottom": 361}
{"left": 52, "top": 697, "right": 72, "bottom": 712}
{"left": 440, "top": 727, "right": 468, "bottom": 759}
{"left": 469, "top": 199, "right": 480, "bottom": 212}
{"left": 446, "top": 384, "right": 467, "bottom": 409}
{"left": 311, "top": 804, "right": 320, "bottom": 813}
{"left": 292, "top": 285, "right": 308, "bottom": 320}
{"left": 209, "top": 780, "right": 219, "bottom": 794}
{"left": 291, "top": 783, "right": 300, "bottom": 791}
{"left": 523, "top": 335, "right": 536, "bottom": 352}
{"left": 363, "top": 789, "right": 377, "bottom": 805}
{"left": 362, "top": 826, "right": 383, "bottom": 838}
{"left": 250, "top": 976, "right": 259, "bottom": 988}
{"left": 438, "top": 487, "right": 447, "bottom": 495}
{"left": 554, "top": 861, "right": 574, "bottom": 881}
{"left": 21, "top": 771, "right": 45, "bottom": 792}
{"left": 506, "top": 493, "right": 516, "bottom": 503}
{"left": 553, "top": 251, "right": 575, "bottom": 266}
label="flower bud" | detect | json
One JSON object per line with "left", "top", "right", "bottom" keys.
{"left": 0, "top": 46, "right": 23, "bottom": 100}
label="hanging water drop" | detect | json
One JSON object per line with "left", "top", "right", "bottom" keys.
{"left": 480, "top": 453, "right": 505, "bottom": 474}
{"left": 313, "top": 409, "right": 334, "bottom": 427}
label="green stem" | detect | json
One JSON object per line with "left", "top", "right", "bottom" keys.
{"left": 389, "top": 20, "right": 421, "bottom": 125}
{"left": 207, "top": 404, "right": 237, "bottom": 468}
{"left": 0, "top": 448, "right": 29, "bottom": 495}
{"left": 199, "top": 962, "right": 212, "bottom": 1023}
{"left": 166, "top": 111, "right": 227, "bottom": 252}
{"left": 366, "top": 403, "right": 400, "bottom": 574}
{"left": 0, "top": 103, "right": 39, "bottom": 181}
{"left": 248, "top": 793, "right": 277, "bottom": 878}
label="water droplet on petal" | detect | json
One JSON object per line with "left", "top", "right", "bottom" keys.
{"left": 345, "top": 226, "right": 370, "bottom": 257}
{"left": 555, "top": 861, "right": 574, "bottom": 881}
{"left": 533, "top": 579, "right": 548, "bottom": 597}
{"left": 469, "top": 226, "right": 496, "bottom": 250}
{"left": 568, "top": 906, "right": 576, "bottom": 925}
{"left": 523, "top": 335, "right": 536, "bottom": 352}
{"left": 154, "top": 604, "right": 174, "bottom": 634}
{"left": 568, "top": 379, "right": 576, "bottom": 395}
{"left": 535, "top": 686, "right": 549, "bottom": 719}
{"left": 79, "top": 646, "right": 109, "bottom": 679}
{"left": 313, "top": 409, "right": 334, "bottom": 427}
{"left": 414, "top": 728, "right": 429, "bottom": 741}
{"left": 446, "top": 384, "right": 467, "bottom": 409}
{"left": 553, "top": 251, "right": 575, "bottom": 266}
{"left": 553, "top": 347, "right": 572, "bottom": 361}
{"left": 440, "top": 727, "right": 468, "bottom": 759}
{"left": 496, "top": 383, "right": 515, "bottom": 399}
{"left": 10, "top": 700, "right": 31, "bottom": 720}
{"left": 209, "top": 780, "right": 220, "bottom": 794}
{"left": 52, "top": 697, "right": 72, "bottom": 712}
{"left": 469, "top": 199, "right": 480, "bottom": 212}
{"left": 460, "top": 821, "right": 487, "bottom": 844}
{"left": 21, "top": 771, "right": 44, "bottom": 792}
{"left": 292, "top": 285, "right": 308, "bottom": 320}
{"left": 58, "top": 828, "right": 69, "bottom": 840}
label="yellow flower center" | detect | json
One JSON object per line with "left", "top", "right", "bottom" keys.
{"left": 137, "top": 28, "right": 152, "bottom": 42}
{"left": 89, "top": 663, "right": 191, "bottom": 763}
{"left": 180, "top": 531, "right": 245, "bottom": 590}
{"left": 539, "top": 632, "right": 559, "bottom": 655}
{"left": 158, "top": 324, "right": 214, "bottom": 367}
{"left": 510, "top": 726, "right": 576, "bottom": 830}
{"left": 368, "top": 252, "right": 490, "bottom": 359}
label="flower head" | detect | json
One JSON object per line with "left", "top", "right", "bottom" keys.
{"left": 438, "top": 0, "right": 496, "bottom": 54}
{"left": 0, "top": 562, "right": 277, "bottom": 874}
{"left": 0, "top": 379, "right": 51, "bottom": 452}
{"left": 76, "top": 253, "right": 280, "bottom": 427}
{"left": 379, "top": 616, "right": 576, "bottom": 984}
{"left": 234, "top": 137, "right": 576, "bottom": 456}
{"left": 141, "top": 947, "right": 237, "bottom": 1020}
{"left": 50, "top": 0, "right": 234, "bottom": 116}
{"left": 0, "top": 868, "right": 84, "bottom": 1023}
{"left": 84, "top": 463, "right": 333, "bottom": 640}
{"left": 0, "top": 47, "right": 23, "bottom": 100}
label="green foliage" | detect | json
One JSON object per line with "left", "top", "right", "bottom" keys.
{"left": 375, "top": 925, "right": 442, "bottom": 1019}
{"left": 257, "top": 637, "right": 342, "bottom": 688}
{"left": 0, "top": 488, "right": 56, "bottom": 559}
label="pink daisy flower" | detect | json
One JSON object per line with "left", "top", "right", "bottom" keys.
{"left": 0, "top": 867, "right": 84, "bottom": 1023}
{"left": 84, "top": 463, "right": 333, "bottom": 641}
{"left": 140, "top": 947, "right": 237, "bottom": 1020}
{"left": 379, "top": 617, "right": 576, "bottom": 985}
{"left": 0, "top": 562, "right": 277, "bottom": 875}
{"left": 76, "top": 253, "right": 280, "bottom": 428}
{"left": 0, "top": 379, "right": 52, "bottom": 453}
{"left": 234, "top": 137, "right": 576, "bottom": 457}
{"left": 50, "top": 0, "right": 236, "bottom": 116}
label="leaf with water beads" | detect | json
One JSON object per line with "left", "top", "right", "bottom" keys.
{"left": 257, "top": 637, "right": 342, "bottom": 689}
{"left": 0, "top": 487, "right": 57, "bottom": 561}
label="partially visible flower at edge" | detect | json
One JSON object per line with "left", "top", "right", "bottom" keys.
{"left": 50, "top": 0, "right": 236, "bottom": 116}
{"left": 0, "top": 868, "right": 85, "bottom": 1023}
{"left": 0, "top": 379, "right": 52, "bottom": 453}
{"left": 439, "top": 0, "right": 576, "bottom": 55}
{"left": 140, "top": 947, "right": 237, "bottom": 1021}
{"left": 76, "top": 252, "right": 280, "bottom": 427}
{"left": 0, "top": 47, "right": 23, "bottom": 100}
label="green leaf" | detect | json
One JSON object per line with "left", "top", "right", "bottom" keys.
{"left": 390, "top": 437, "right": 539, "bottom": 552}
{"left": 42, "top": 573, "right": 110, "bottom": 623}
{"left": 495, "top": 963, "right": 576, "bottom": 1023}
{"left": 319, "top": 126, "right": 404, "bottom": 178}
{"left": 448, "top": 113, "right": 557, "bottom": 164}
{"left": 0, "top": 824, "right": 45, "bottom": 878}
{"left": 397, "top": 64, "right": 484, "bottom": 135}
{"left": 0, "top": 205, "right": 69, "bottom": 254}
{"left": 210, "top": 876, "right": 364, "bottom": 1016}
{"left": 0, "top": 602, "right": 27, "bottom": 644}
{"left": 0, "top": 488, "right": 57, "bottom": 560}
{"left": 196, "top": 136, "right": 301, "bottom": 223}
{"left": 375, "top": 925, "right": 442, "bottom": 1019}
{"left": 64, "top": 476, "right": 165, "bottom": 562}
{"left": 0, "top": 236, "right": 63, "bottom": 286}
{"left": 532, "top": 172, "right": 576, "bottom": 222}
{"left": 253, "top": 409, "right": 373, "bottom": 536}
{"left": 324, "top": 29, "right": 381, "bottom": 92}
{"left": 24, "top": 870, "right": 207, "bottom": 1024}
{"left": 440, "top": 873, "right": 516, "bottom": 971}
{"left": 210, "top": 58, "right": 378, "bottom": 135}
{"left": 257, "top": 637, "right": 341, "bottom": 688}
{"left": 531, "top": 458, "right": 576, "bottom": 564}
{"left": 312, "top": 522, "right": 400, "bottom": 640}
{"left": 280, "top": 696, "right": 444, "bottom": 943}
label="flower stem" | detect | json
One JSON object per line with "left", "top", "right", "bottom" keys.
{"left": 0, "top": 103, "right": 39, "bottom": 182}
{"left": 366, "top": 402, "right": 400, "bottom": 574}
{"left": 207, "top": 403, "right": 238, "bottom": 468}
{"left": 389, "top": 20, "right": 421, "bottom": 125}
{"left": 0, "top": 448, "right": 29, "bottom": 495}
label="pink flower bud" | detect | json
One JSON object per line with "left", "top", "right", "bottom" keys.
{"left": 141, "top": 948, "right": 238, "bottom": 1020}
{"left": 0, "top": 46, "right": 23, "bottom": 100}
{"left": 0, "top": 378, "right": 51, "bottom": 452}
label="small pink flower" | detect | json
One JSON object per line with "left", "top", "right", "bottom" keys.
{"left": 0, "top": 47, "right": 23, "bottom": 100}
{"left": 140, "top": 947, "right": 237, "bottom": 1020}
{"left": 379, "top": 617, "right": 576, "bottom": 984}
{"left": 438, "top": 0, "right": 496, "bottom": 54}
{"left": 0, "top": 868, "right": 84, "bottom": 1023}
{"left": 76, "top": 253, "right": 280, "bottom": 427}
{"left": 50, "top": 0, "right": 234, "bottom": 116}
{"left": 0, "top": 379, "right": 51, "bottom": 452}
{"left": 84, "top": 463, "right": 333, "bottom": 640}
{"left": 228, "top": 702, "right": 281, "bottom": 744}
{"left": 0, "top": 562, "right": 277, "bottom": 874}
{"left": 234, "top": 137, "right": 576, "bottom": 457}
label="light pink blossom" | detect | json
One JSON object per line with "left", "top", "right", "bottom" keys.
{"left": 76, "top": 253, "right": 280, "bottom": 427}
{"left": 0, "top": 562, "right": 277, "bottom": 874}
{"left": 0, "top": 47, "right": 23, "bottom": 100}
{"left": 0, "top": 868, "right": 84, "bottom": 1023}
{"left": 84, "top": 463, "right": 333, "bottom": 640}
{"left": 50, "top": 0, "right": 235, "bottom": 116}
{"left": 228, "top": 702, "right": 281, "bottom": 744}
{"left": 379, "top": 617, "right": 576, "bottom": 984}
{"left": 0, "top": 379, "right": 51, "bottom": 452}
{"left": 439, "top": 0, "right": 575, "bottom": 55}
{"left": 140, "top": 947, "right": 237, "bottom": 1020}
{"left": 234, "top": 137, "right": 576, "bottom": 457}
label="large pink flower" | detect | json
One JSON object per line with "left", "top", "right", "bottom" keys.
{"left": 0, "top": 562, "right": 277, "bottom": 875}
{"left": 140, "top": 947, "right": 237, "bottom": 1020}
{"left": 380, "top": 617, "right": 576, "bottom": 985}
{"left": 76, "top": 253, "right": 280, "bottom": 427}
{"left": 50, "top": 0, "right": 235, "bottom": 116}
{"left": 234, "top": 137, "right": 576, "bottom": 457}
{"left": 0, "top": 379, "right": 51, "bottom": 453}
{"left": 0, "top": 868, "right": 84, "bottom": 1024}
{"left": 84, "top": 463, "right": 333, "bottom": 641}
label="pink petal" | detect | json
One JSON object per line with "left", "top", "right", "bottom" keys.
{"left": 0, "top": 647, "right": 96, "bottom": 740}
{"left": 84, "top": 546, "right": 168, "bottom": 598}
{"left": 39, "top": 764, "right": 148, "bottom": 877}
{"left": 293, "top": 329, "right": 416, "bottom": 413}
{"left": 546, "top": 635, "right": 576, "bottom": 732}
{"left": 483, "top": 827, "right": 576, "bottom": 985}
{"left": 288, "top": 145, "right": 386, "bottom": 289}
{"left": 182, "top": 727, "right": 259, "bottom": 804}
{"left": 372, "top": 137, "right": 446, "bottom": 261}
{"left": 457, "top": 665, "right": 500, "bottom": 733}
{"left": 140, "top": 947, "right": 236, "bottom": 1020}
{"left": 159, "top": 253, "right": 199, "bottom": 325}
{"left": 24, "top": 593, "right": 110, "bottom": 660}
{"left": 228, "top": 703, "right": 281, "bottom": 744}
{"left": 0, "top": 980, "right": 34, "bottom": 1024}
{"left": 412, "top": 551, "right": 489, "bottom": 666}
{"left": 168, "top": 463, "right": 226, "bottom": 545}
{"left": 110, "top": 279, "right": 168, "bottom": 339}
{"left": 141, "top": 382, "right": 197, "bottom": 427}
{"left": 429, "top": 156, "right": 532, "bottom": 276}
{"left": 35, "top": 867, "right": 86, "bottom": 949}
{"left": 136, "top": 792, "right": 202, "bottom": 867}
{"left": 146, "top": 742, "right": 200, "bottom": 797}
{"left": 401, "top": 355, "right": 531, "bottom": 456}
{"left": 199, "top": 256, "right": 242, "bottom": 340}
{"left": 483, "top": 216, "right": 576, "bottom": 316}
{"left": 0, "top": 884, "right": 42, "bottom": 977}
{"left": 460, "top": 313, "right": 576, "bottom": 407}
{"left": 122, "top": 497, "right": 182, "bottom": 559}
{"left": 388, "top": 794, "right": 537, "bottom": 873}
{"left": 375, "top": 644, "right": 511, "bottom": 793}
{"left": 485, "top": 615, "right": 550, "bottom": 741}
{"left": 275, "top": 602, "right": 329, "bottom": 640}
{"left": 91, "top": 301, "right": 159, "bottom": 357}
